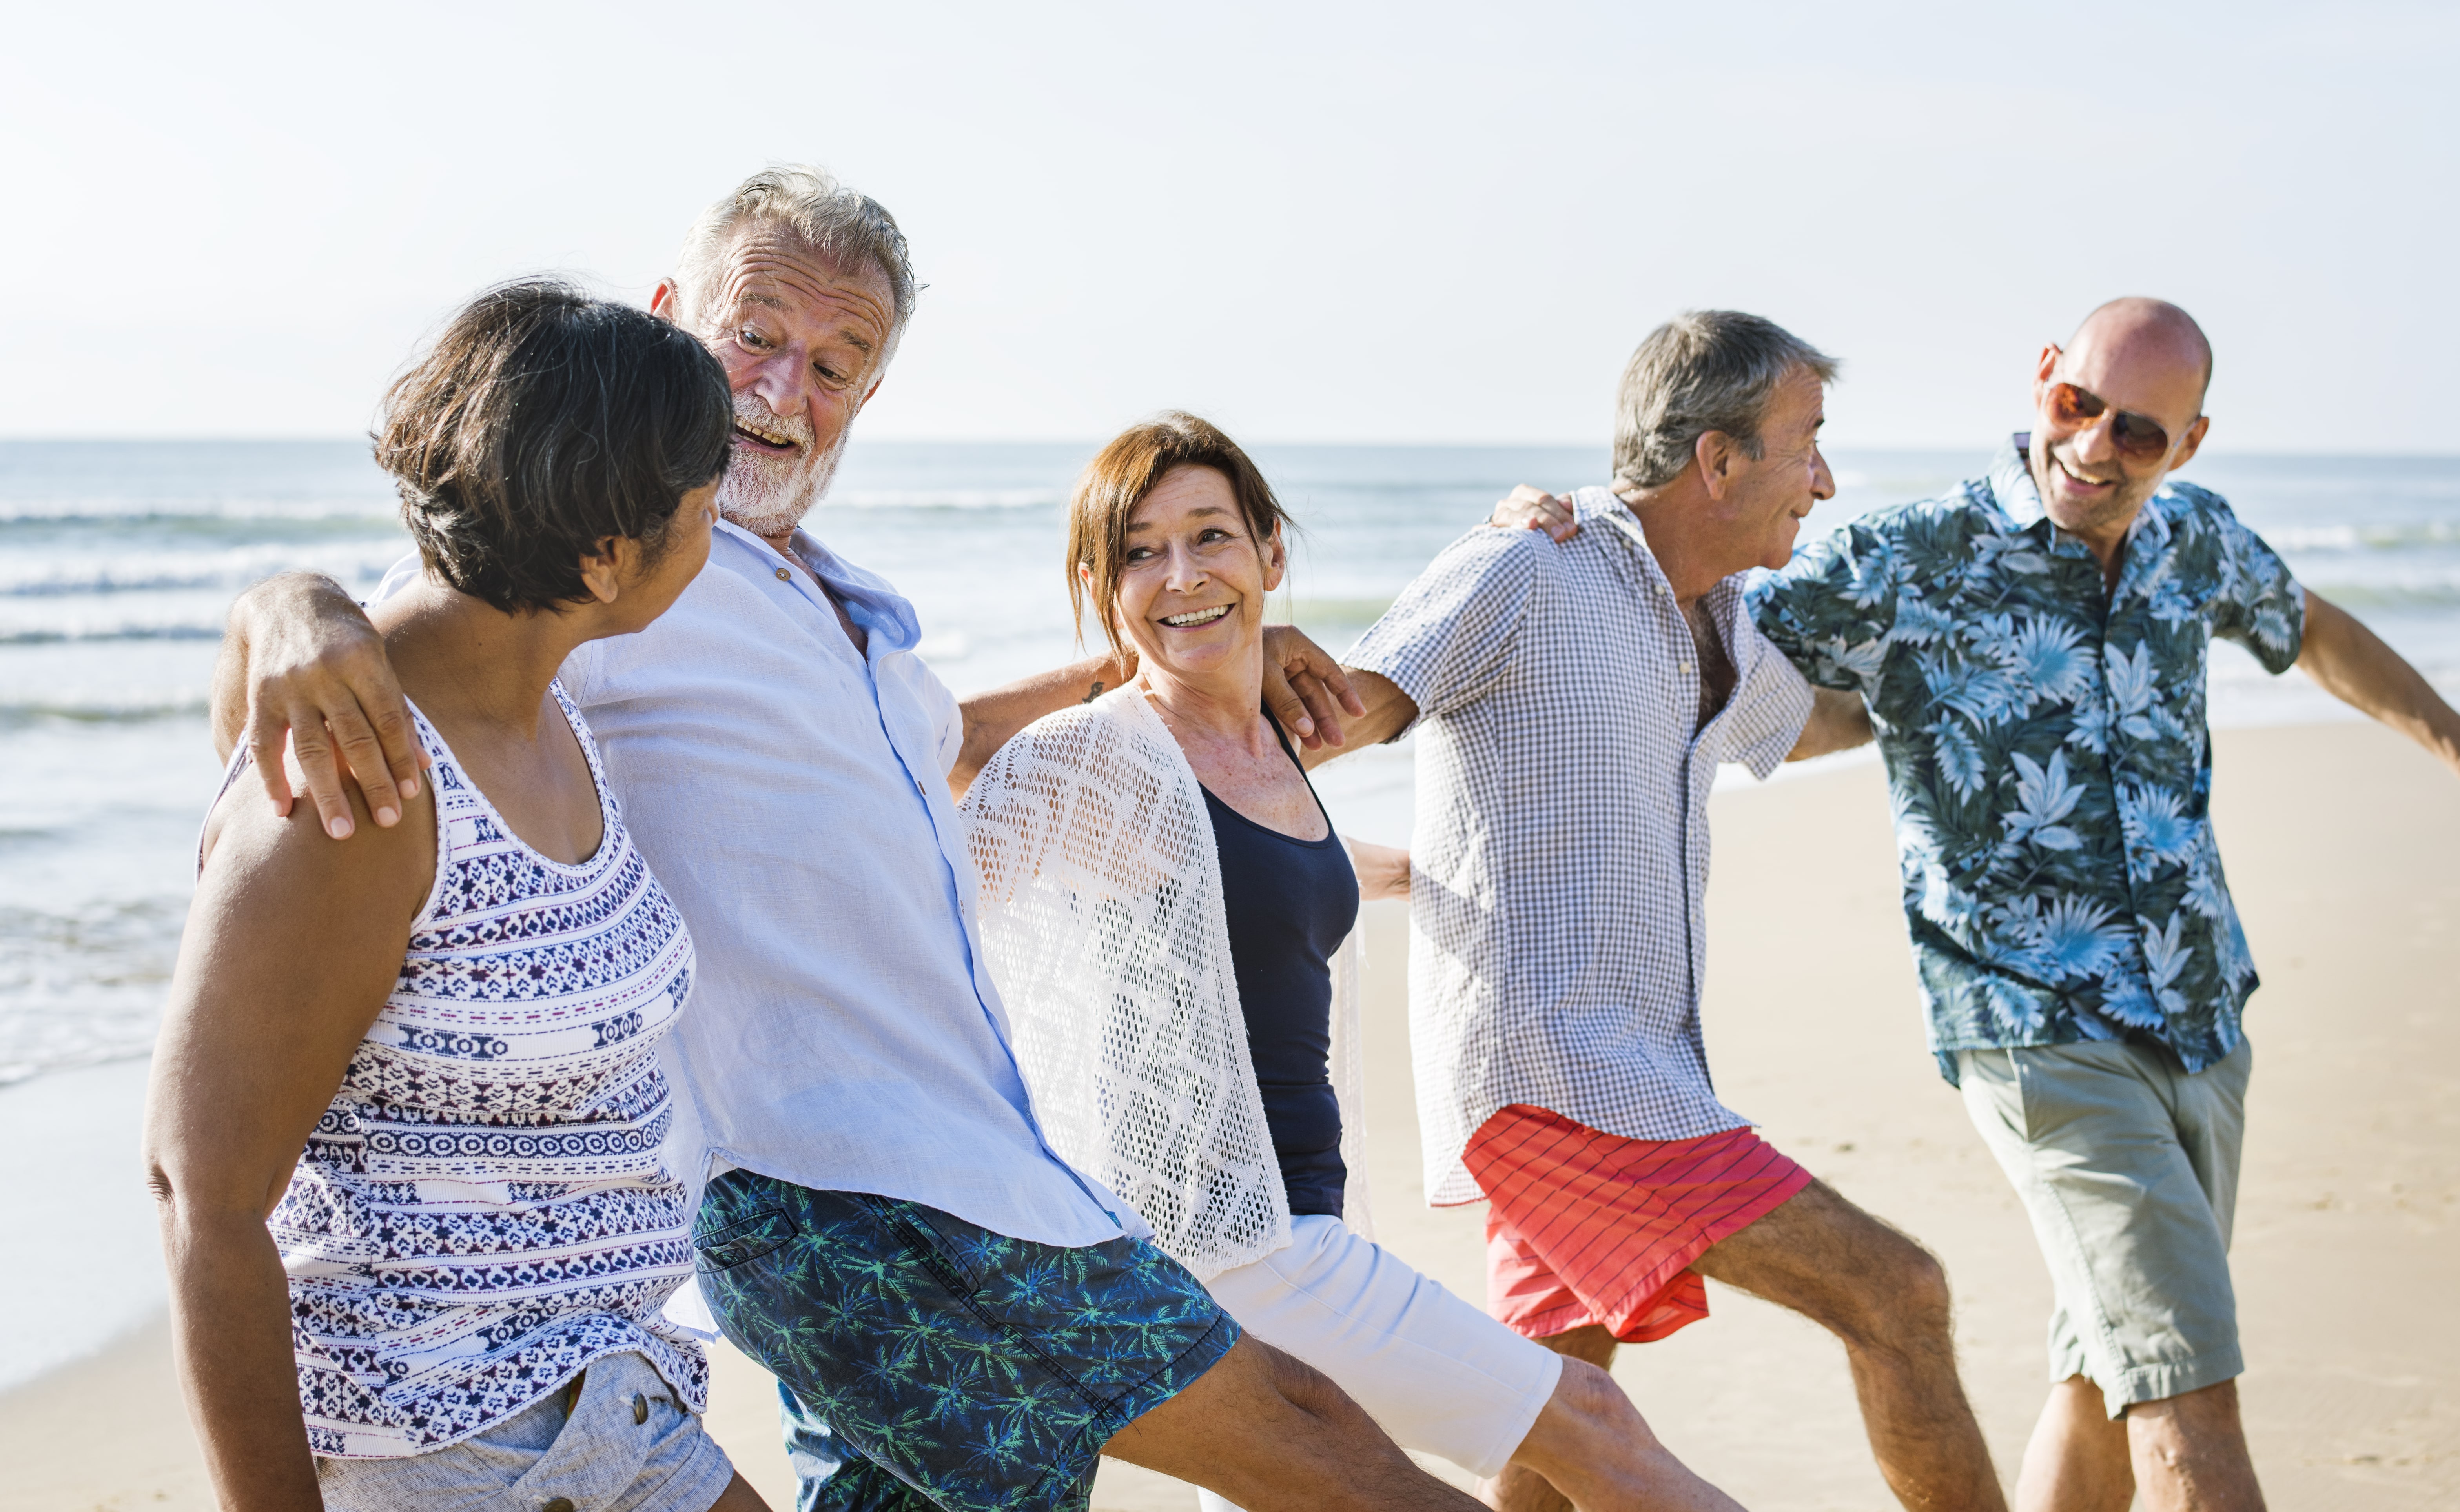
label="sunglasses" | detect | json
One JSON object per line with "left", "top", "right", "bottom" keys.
{"left": 2043, "top": 380, "right": 2187, "bottom": 464}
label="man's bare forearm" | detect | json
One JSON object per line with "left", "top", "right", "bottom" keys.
{"left": 952, "top": 652, "right": 1135, "bottom": 797}
{"left": 1787, "top": 687, "right": 1875, "bottom": 762}
{"left": 2298, "top": 589, "right": 2460, "bottom": 776}
{"left": 1297, "top": 668, "right": 1416, "bottom": 770}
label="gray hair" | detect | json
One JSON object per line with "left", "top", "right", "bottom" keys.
{"left": 1611, "top": 311, "right": 1840, "bottom": 490}
{"left": 670, "top": 164, "right": 920, "bottom": 347}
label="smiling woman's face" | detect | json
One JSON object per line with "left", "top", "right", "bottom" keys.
{"left": 1105, "top": 464, "right": 1285, "bottom": 686}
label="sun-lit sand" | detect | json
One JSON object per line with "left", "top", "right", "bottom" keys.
{"left": 5, "top": 721, "right": 2453, "bottom": 1511}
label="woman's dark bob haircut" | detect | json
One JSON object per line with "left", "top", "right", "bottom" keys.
{"left": 1067, "top": 411, "right": 1293, "bottom": 661}
{"left": 376, "top": 279, "right": 733, "bottom": 613}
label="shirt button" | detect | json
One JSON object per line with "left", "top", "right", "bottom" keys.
{"left": 542, "top": 1500, "right": 578, "bottom": 1512}
{"left": 774, "top": 566, "right": 792, "bottom": 582}
{"left": 1679, "top": 661, "right": 1694, "bottom": 674}
{"left": 632, "top": 1391, "right": 649, "bottom": 1424}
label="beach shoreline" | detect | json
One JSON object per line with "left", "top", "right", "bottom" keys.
{"left": 5, "top": 719, "right": 2454, "bottom": 1509}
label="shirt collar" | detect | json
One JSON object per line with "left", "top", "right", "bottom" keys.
{"left": 714, "top": 517, "right": 923, "bottom": 653}
{"left": 1986, "top": 432, "right": 2174, "bottom": 553}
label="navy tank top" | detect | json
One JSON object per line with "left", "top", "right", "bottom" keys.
{"left": 1200, "top": 722, "right": 1360, "bottom": 1218}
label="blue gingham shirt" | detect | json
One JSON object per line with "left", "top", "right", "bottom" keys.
{"left": 1749, "top": 437, "right": 2305, "bottom": 1081}
{"left": 1350, "top": 488, "right": 1813, "bottom": 1204}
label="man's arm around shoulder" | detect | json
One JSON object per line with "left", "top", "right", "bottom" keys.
{"left": 213, "top": 572, "right": 428, "bottom": 841}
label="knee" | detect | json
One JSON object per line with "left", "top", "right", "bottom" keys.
{"left": 1843, "top": 1237, "right": 1953, "bottom": 1347}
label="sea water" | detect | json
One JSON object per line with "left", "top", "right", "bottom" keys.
{"left": 1, "top": 439, "right": 2454, "bottom": 1385}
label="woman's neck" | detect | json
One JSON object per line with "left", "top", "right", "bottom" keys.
{"left": 368, "top": 578, "right": 592, "bottom": 735}
{"left": 1139, "top": 656, "right": 1274, "bottom": 756}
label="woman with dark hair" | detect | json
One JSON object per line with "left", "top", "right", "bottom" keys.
{"left": 144, "top": 281, "right": 769, "bottom": 1512}
{"left": 964, "top": 412, "right": 1743, "bottom": 1511}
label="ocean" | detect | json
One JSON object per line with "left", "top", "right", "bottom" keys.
{"left": 1, "top": 438, "right": 2455, "bottom": 1387}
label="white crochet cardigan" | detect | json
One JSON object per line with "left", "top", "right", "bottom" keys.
{"left": 962, "top": 684, "right": 1370, "bottom": 1280}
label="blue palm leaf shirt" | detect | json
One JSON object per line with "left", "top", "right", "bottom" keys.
{"left": 1747, "top": 435, "right": 2305, "bottom": 1082}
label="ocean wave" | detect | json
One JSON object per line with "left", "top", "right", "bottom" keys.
{"left": 0, "top": 499, "right": 397, "bottom": 526}
{"left": 823, "top": 488, "right": 1066, "bottom": 511}
{"left": 0, "top": 897, "right": 187, "bottom": 1088}
{"left": 0, "top": 697, "right": 210, "bottom": 726}
{"left": 0, "top": 542, "right": 406, "bottom": 597}
{"left": 2266, "top": 519, "right": 2460, "bottom": 552}
{"left": 0, "top": 621, "right": 224, "bottom": 646}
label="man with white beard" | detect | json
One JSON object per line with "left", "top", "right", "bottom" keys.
{"left": 212, "top": 167, "right": 1484, "bottom": 1512}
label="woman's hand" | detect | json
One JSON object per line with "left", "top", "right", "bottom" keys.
{"left": 1343, "top": 837, "right": 1412, "bottom": 902}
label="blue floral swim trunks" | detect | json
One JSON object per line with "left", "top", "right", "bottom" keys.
{"left": 692, "top": 1170, "right": 1238, "bottom": 1511}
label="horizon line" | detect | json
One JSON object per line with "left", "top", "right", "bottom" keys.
{"left": 3, "top": 435, "right": 2458, "bottom": 463}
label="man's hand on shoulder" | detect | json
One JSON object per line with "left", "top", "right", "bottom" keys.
{"left": 215, "top": 572, "right": 427, "bottom": 840}
{"left": 1261, "top": 624, "right": 1367, "bottom": 752}
{"left": 1487, "top": 485, "right": 1580, "bottom": 543}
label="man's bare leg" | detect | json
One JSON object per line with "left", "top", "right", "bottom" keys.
{"left": 2019, "top": 1374, "right": 2264, "bottom": 1512}
{"left": 1480, "top": 1351, "right": 1744, "bottom": 1512}
{"left": 2015, "top": 1376, "right": 2131, "bottom": 1512}
{"left": 1686, "top": 1179, "right": 2004, "bottom": 1512}
{"left": 1105, "top": 1334, "right": 1487, "bottom": 1511}
{"left": 1487, "top": 1330, "right": 1747, "bottom": 1512}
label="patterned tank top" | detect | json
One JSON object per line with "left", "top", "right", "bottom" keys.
{"left": 223, "top": 684, "right": 704, "bottom": 1457}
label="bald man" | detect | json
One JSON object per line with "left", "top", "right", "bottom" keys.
{"left": 1498, "top": 298, "right": 2460, "bottom": 1510}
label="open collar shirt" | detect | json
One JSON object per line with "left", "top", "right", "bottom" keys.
{"left": 538, "top": 520, "right": 1132, "bottom": 1248}
{"left": 1348, "top": 487, "right": 1813, "bottom": 1205}
{"left": 1747, "top": 437, "right": 2305, "bottom": 1083}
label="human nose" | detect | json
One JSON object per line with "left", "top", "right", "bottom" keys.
{"left": 2067, "top": 411, "right": 2120, "bottom": 464}
{"left": 1810, "top": 446, "right": 1836, "bottom": 501}
{"left": 745, "top": 344, "right": 813, "bottom": 425}
{"left": 1163, "top": 543, "right": 1208, "bottom": 593}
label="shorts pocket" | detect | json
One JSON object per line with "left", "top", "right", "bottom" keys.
{"left": 694, "top": 1206, "right": 794, "bottom": 1273}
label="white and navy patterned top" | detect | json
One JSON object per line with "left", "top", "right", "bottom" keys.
{"left": 224, "top": 684, "right": 704, "bottom": 1457}
{"left": 1348, "top": 488, "right": 1813, "bottom": 1204}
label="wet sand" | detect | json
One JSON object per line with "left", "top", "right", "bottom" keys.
{"left": 6, "top": 721, "right": 2453, "bottom": 1510}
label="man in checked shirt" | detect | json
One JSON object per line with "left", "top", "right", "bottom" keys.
{"left": 1308, "top": 311, "right": 2004, "bottom": 1512}
{"left": 1488, "top": 300, "right": 2460, "bottom": 1512}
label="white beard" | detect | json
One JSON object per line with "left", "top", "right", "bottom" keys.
{"left": 718, "top": 393, "right": 847, "bottom": 538}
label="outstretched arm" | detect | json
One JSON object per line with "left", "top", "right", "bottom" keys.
{"left": 950, "top": 628, "right": 1368, "bottom": 795}
{"left": 213, "top": 572, "right": 428, "bottom": 839}
{"left": 2297, "top": 589, "right": 2460, "bottom": 777}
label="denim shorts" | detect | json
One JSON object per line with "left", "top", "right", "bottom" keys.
{"left": 1959, "top": 1037, "right": 2250, "bottom": 1414}
{"left": 692, "top": 1170, "right": 1239, "bottom": 1511}
{"left": 314, "top": 1350, "right": 734, "bottom": 1512}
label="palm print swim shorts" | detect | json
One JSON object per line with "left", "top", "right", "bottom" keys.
{"left": 693, "top": 1169, "right": 1238, "bottom": 1510}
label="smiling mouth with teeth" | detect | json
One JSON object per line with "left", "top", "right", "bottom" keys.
{"left": 734, "top": 418, "right": 799, "bottom": 451}
{"left": 1159, "top": 605, "right": 1233, "bottom": 628}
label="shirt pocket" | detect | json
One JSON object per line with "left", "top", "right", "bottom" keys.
{"left": 692, "top": 1205, "right": 796, "bottom": 1273}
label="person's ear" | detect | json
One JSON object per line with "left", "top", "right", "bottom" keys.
{"left": 649, "top": 280, "right": 682, "bottom": 326}
{"left": 1259, "top": 523, "right": 1288, "bottom": 594}
{"left": 2169, "top": 414, "right": 2211, "bottom": 472}
{"left": 578, "top": 537, "right": 629, "bottom": 604}
{"left": 2032, "top": 343, "right": 2063, "bottom": 409}
{"left": 1695, "top": 430, "right": 1739, "bottom": 499}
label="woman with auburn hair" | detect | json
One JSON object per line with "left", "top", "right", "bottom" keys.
{"left": 144, "top": 282, "right": 769, "bottom": 1512}
{"left": 963, "top": 412, "right": 1743, "bottom": 1511}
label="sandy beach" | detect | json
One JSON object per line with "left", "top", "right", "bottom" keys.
{"left": 6, "top": 719, "right": 2452, "bottom": 1511}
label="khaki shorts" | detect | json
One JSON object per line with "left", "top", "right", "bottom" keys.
{"left": 1958, "top": 1037, "right": 2250, "bottom": 1416}
{"left": 315, "top": 1350, "right": 734, "bottom": 1512}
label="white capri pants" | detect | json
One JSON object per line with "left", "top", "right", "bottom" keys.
{"left": 1195, "top": 1214, "right": 1562, "bottom": 1510}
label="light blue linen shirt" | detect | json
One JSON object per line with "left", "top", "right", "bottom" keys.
{"left": 377, "top": 520, "right": 1132, "bottom": 1252}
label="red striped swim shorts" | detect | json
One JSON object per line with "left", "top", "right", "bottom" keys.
{"left": 1464, "top": 1104, "right": 1812, "bottom": 1343}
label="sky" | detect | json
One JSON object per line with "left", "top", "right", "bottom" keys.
{"left": 5, "top": 1, "right": 2456, "bottom": 453}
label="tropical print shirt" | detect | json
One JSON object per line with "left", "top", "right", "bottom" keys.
{"left": 1748, "top": 436, "right": 2305, "bottom": 1082}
